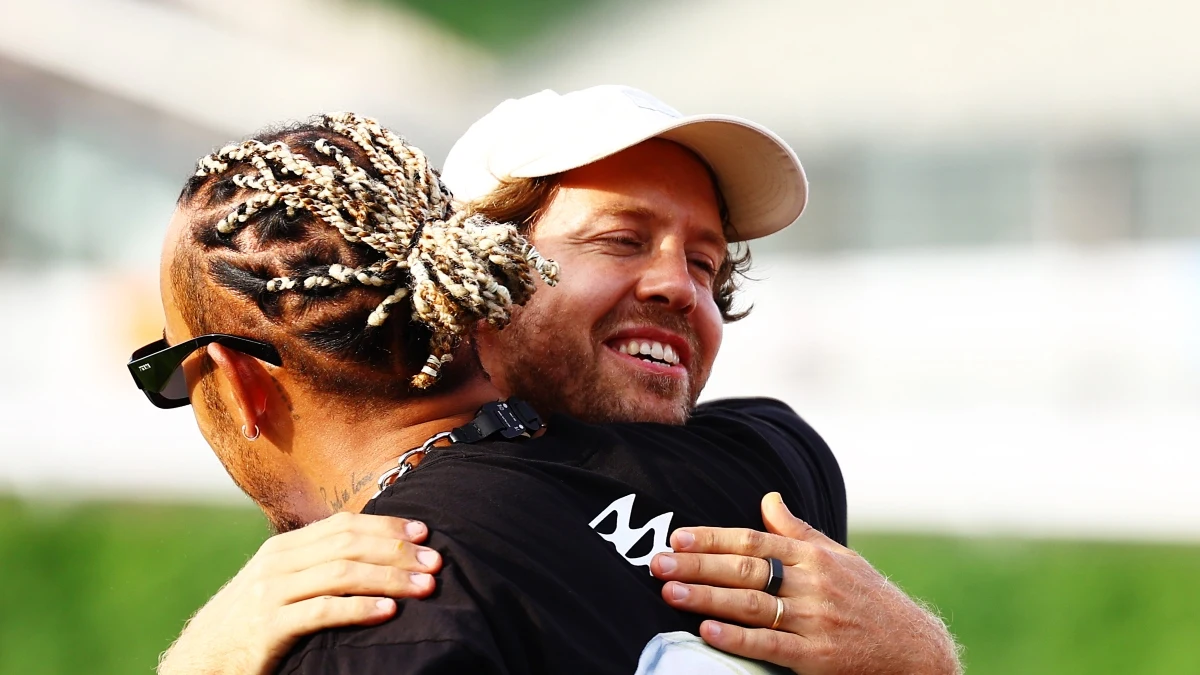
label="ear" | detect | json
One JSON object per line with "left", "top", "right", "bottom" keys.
{"left": 206, "top": 343, "right": 273, "bottom": 437}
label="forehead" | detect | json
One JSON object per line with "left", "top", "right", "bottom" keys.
{"left": 547, "top": 140, "right": 725, "bottom": 241}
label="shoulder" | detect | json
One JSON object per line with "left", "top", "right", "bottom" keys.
{"left": 367, "top": 441, "right": 531, "bottom": 503}
{"left": 360, "top": 442, "right": 549, "bottom": 545}
{"left": 693, "top": 397, "right": 849, "bottom": 544}
{"left": 277, "top": 491, "right": 515, "bottom": 674}
{"left": 692, "top": 397, "right": 830, "bottom": 462}
{"left": 694, "top": 397, "right": 816, "bottom": 432}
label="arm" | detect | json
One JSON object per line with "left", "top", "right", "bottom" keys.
{"left": 651, "top": 493, "right": 962, "bottom": 675}
{"left": 158, "top": 511, "right": 441, "bottom": 675}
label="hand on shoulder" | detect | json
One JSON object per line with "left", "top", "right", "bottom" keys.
{"left": 651, "top": 493, "right": 962, "bottom": 675}
{"left": 158, "top": 512, "right": 441, "bottom": 675}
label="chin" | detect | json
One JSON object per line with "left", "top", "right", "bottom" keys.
{"left": 632, "top": 403, "right": 691, "bottom": 425}
{"left": 619, "top": 375, "right": 695, "bottom": 425}
{"left": 565, "top": 388, "right": 692, "bottom": 426}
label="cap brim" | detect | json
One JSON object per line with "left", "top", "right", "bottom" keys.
{"left": 658, "top": 116, "right": 807, "bottom": 241}
{"left": 507, "top": 114, "right": 807, "bottom": 242}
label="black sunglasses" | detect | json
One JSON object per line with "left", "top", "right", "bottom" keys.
{"left": 127, "top": 333, "right": 283, "bottom": 409}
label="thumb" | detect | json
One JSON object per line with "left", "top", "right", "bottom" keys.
{"left": 761, "top": 492, "right": 845, "bottom": 552}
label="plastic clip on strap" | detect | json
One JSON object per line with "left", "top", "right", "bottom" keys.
{"left": 448, "top": 398, "right": 542, "bottom": 443}
{"left": 374, "top": 399, "right": 543, "bottom": 497}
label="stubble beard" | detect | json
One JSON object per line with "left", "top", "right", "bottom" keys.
{"left": 495, "top": 303, "right": 706, "bottom": 425}
{"left": 199, "top": 375, "right": 307, "bottom": 533}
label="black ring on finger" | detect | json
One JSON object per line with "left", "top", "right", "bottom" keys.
{"left": 763, "top": 557, "right": 784, "bottom": 596}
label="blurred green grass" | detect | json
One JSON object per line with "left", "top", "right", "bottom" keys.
{"left": 0, "top": 498, "right": 268, "bottom": 675}
{"left": 2, "top": 496, "right": 1198, "bottom": 674}
{"left": 852, "top": 533, "right": 1200, "bottom": 673}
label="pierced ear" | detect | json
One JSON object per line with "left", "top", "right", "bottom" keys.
{"left": 207, "top": 343, "right": 273, "bottom": 437}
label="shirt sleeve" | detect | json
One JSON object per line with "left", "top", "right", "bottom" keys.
{"left": 695, "top": 397, "right": 849, "bottom": 545}
{"left": 278, "top": 638, "right": 506, "bottom": 675}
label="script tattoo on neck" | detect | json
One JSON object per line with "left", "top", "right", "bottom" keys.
{"left": 319, "top": 471, "right": 377, "bottom": 513}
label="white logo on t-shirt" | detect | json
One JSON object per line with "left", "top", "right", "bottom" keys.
{"left": 589, "top": 493, "right": 674, "bottom": 573}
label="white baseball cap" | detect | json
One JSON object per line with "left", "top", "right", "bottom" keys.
{"left": 441, "top": 85, "right": 807, "bottom": 242}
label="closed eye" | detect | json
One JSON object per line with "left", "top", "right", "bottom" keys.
{"left": 602, "top": 235, "right": 644, "bottom": 250}
{"left": 689, "top": 256, "right": 718, "bottom": 281}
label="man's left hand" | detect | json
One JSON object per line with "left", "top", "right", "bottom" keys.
{"left": 649, "top": 493, "right": 961, "bottom": 675}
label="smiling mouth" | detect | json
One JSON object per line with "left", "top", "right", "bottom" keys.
{"left": 610, "top": 338, "right": 682, "bottom": 367}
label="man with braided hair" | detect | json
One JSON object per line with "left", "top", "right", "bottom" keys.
{"left": 157, "top": 113, "right": 562, "bottom": 528}
{"left": 145, "top": 104, "right": 959, "bottom": 674}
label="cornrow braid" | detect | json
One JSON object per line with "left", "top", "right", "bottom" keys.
{"left": 190, "top": 112, "right": 559, "bottom": 388}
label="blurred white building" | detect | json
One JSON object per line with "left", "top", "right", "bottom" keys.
{"left": 0, "top": 0, "right": 1197, "bottom": 541}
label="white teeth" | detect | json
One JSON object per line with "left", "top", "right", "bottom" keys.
{"left": 613, "top": 338, "right": 681, "bottom": 366}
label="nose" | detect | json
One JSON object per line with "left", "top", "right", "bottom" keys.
{"left": 634, "top": 245, "right": 697, "bottom": 313}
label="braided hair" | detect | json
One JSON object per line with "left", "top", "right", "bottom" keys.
{"left": 176, "top": 113, "right": 558, "bottom": 390}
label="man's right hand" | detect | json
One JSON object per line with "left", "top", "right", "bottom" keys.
{"left": 157, "top": 511, "right": 442, "bottom": 675}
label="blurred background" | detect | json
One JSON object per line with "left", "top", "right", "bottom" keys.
{"left": 1, "top": 0, "right": 1198, "bottom": 672}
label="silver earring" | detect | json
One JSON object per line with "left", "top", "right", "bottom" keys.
{"left": 241, "top": 424, "right": 260, "bottom": 441}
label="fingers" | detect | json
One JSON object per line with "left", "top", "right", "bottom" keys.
{"left": 259, "top": 529, "right": 442, "bottom": 579}
{"left": 276, "top": 559, "right": 437, "bottom": 605}
{"left": 760, "top": 493, "right": 847, "bottom": 553}
{"left": 661, "top": 581, "right": 811, "bottom": 631}
{"left": 263, "top": 512, "right": 429, "bottom": 557}
{"left": 697, "top": 620, "right": 814, "bottom": 668}
{"left": 652, "top": 552, "right": 799, "bottom": 597}
{"left": 274, "top": 595, "right": 398, "bottom": 640}
{"left": 671, "top": 525, "right": 810, "bottom": 566}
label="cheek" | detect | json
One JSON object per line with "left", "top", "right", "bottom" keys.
{"left": 182, "top": 357, "right": 212, "bottom": 412}
{"left": 536, "top": 250, "right": 630, "bottom": 328}
{"left": 182, "top": 356, "right": 233, "bottom": 434}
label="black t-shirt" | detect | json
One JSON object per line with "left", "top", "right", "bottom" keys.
{"left": 277, "top": 397, "right": 846, "bottom": 675}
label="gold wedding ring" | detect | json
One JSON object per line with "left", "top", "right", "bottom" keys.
{"left": 770, "top": 596, "right": 785, "bottom": 630}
